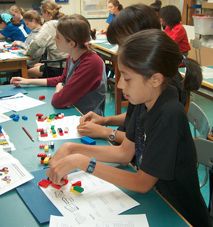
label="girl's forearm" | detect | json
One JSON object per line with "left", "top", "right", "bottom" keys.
{"left": 25, "top": 78, "right": 47, "bottom": 86}
{"left": 68, "top": 142, "right": 131, "bottom": 164}
{"left": 104, "top": 113, "right": 126, "bottom": 126}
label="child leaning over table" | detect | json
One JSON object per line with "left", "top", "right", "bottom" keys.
{"left": 10, "top": 15, "right": 106, "bottom": 115}
{"left": 46, "top": 30, "right": 211, "bottom": 227}
{"left": 12, "top": 10, "right": 44, "bottom": 67}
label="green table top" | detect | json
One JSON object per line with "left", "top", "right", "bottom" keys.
{"left": 0, "top": 85, "right": 189, "bottom": 227}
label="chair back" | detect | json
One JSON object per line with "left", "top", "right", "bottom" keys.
{"left": 187, "top": 101, "right": 210, "bottom": 138}
{"left": 194, "top": 138, "right": 213, "bottom": 168}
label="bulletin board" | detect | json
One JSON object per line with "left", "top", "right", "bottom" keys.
{"left": 80, "top": 0, "right": 108, "bottom": 19}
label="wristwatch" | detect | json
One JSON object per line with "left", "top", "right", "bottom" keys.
{"left": 86, "top": 158, "right": 96, "bottom": 174}
{"left": 108, "top": 129, "right": 117, "bottom": 142}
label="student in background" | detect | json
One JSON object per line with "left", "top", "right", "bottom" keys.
{"left": 78, "top": 4, "right": 161, "bottom": 143}
{"left": 47, "top": 29, "right": 211, "bottom": 227}
{"left": 0, "top": 13, "right": 29, "bottom": 42}
{"left": 12, "top": 10, "right": 43, "bottom": 67}
{"left": 26, "top": 0, "right": 67, "bottom": 78}
{"left": 9, "top": 5, "right": 31, "bottom": 34}
{"left": 101, "top": 0, "right": 123, "bottom": 34}
{"left": 159, "top": 5, "right": 191, "bottom": 56}
{"left": 11, "top": 15, "right": 106, "bottom": 115}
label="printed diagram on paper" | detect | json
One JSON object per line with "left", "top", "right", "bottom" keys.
{"left": 40, "top": 171, "right": 139, "bottom": 225}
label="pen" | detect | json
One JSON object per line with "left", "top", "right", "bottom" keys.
{"left": 22, "top": 127, "right": 34, "bottom": 142}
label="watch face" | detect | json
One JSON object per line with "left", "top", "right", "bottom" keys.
{"left": 109, "top": 134, "right": 115, "bottom": 141}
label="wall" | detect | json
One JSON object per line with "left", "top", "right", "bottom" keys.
{"left": 0, "top": 0, "right": 181, "bottom": 30}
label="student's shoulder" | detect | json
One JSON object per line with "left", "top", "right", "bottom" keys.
{"left": 161, "top": 99, "right": 186, "bottom": 124}
{"left": 83, "top": 51, "right": 103, "bottom": 64}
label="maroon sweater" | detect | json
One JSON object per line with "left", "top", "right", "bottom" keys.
{"left": 47, "top": 51, "right": 105, "bottom": 111}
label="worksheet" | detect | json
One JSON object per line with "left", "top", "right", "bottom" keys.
{"left": 49, "top": 214, "right": 149, "bottom": 227}
{"left": 0, "top": 151, "right": 33, "bottom": 195}
{"left": 0, "top": 93, "right": 45, "bottom": 112}
{"left": 41, "top": 171, "right": 139, "bottom": 225}
{"left": 36, "top": 115, "right": 81, "bottom": 141}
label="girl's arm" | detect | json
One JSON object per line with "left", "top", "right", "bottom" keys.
{"left": 50, "top": 136, "right": 134, "bottom": 165}
{"left": 47, "top": 139, "right": 158, "bottom": 193}
{"left": 10, "top": 77, "right": 47, "bottom": 86}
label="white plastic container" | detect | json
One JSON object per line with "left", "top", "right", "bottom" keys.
{"left": 193, "top": 15, "right": 213, "bottom": 35}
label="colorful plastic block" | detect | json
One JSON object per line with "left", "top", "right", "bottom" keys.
{"left": 80, "top": 136, "right": 96, "bottom": 145}
{"left": 22, "top": 116, "right": 28, "bottom": 120}
{"left": 73, "top": 186, "right": 84, "bottom": 193}
{"left": 38, "top": 179, "right": 52, "bottom": 188}
{"left": 39, "top": 95, "right": 45, "bottom": 100}
{"left": 72, "top": 181, "right": 82, "bottom": 187}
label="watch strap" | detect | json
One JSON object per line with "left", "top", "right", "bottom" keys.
{"left": 86, "top": 158, "right": 96, "bottom": 174}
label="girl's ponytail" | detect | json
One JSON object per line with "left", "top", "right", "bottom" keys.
{"left": 182, "top": 57, "right": 203, "bottom": 91}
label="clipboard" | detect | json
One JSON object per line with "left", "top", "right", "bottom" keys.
{"left": 16, "top": 168, "right": 62, "bottom": 224}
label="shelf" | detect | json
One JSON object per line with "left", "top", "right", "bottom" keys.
{"left": 202, "top": 2, "right": 213, "bottom": 9}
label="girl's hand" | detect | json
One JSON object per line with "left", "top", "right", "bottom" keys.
{"left": 49, "top": 142, "right": 75, "bottom": 166}
{"left": 55, "top": 82, "right": 64, "bottom": 93}
{"left": 12, "top": 41, "right": 21, "bottom": 46}
{"left": 77, "top": 121, "right": 110, "bottom": 139}
{"left": 80, "top": 111, "right": 105, "bottom": 125}
{"left": 10, "top": 77, "right": 27, "bottom": 87}
{"left": 46, "top": 154, "right": 85, "bottom": 185}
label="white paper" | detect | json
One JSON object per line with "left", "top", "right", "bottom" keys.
{"left": 0, "top": 113, "right": 11, "bottom": 123}
{"left": 36, "top": 116, "right": 81, "bottom": 141}
{"left": 41, "top": 171, "right": 139, "bottom": 225}
{"left": 201, "top": 66, "right": 213, "bottom": 79}
{"left": 49, "top": 214, "right": 149, "bottom": 227}
{"left": 0, "top": 151, "right": 33, "bottom": 195}
{"left": 0, "top": 106, "right": 10, "bottom": 114}
{"left": 0, "top": 128, "right": 15, "bottom": 152}
{"left": 0, "top": 93, "right": 45, "bottom": 112}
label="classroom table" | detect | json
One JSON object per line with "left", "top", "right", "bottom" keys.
{"left": 0, "top": 85, "right": 190, "bottom": 227}
{"left": 91, "top": 39, "right": 128, "bottom": 115}
{"left": 0, "top": 42, "right": 29, "bottom": 78}
{"left": 0, "top": 57, "right": 28, "bottom": 78}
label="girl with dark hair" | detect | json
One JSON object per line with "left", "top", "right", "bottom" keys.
{"left": 160, "top": 5, "right": 191, "bottom": 56}
{"left": 78, "top": 4, "right": 201, "bottom": 143}
{"left": 11, "top": 15, "right": 106, "bottom": 115}
{"left": 101, "top": 0, "right": 123, "bottom": 34}
{"left": 78, "top": 4, "right": 161, "bottom": 143}
{"left": 46, "top": 29, "right": 211, "bottom": 227}
{"left": 107, "top": 4, "right": 161, "bottom": 45}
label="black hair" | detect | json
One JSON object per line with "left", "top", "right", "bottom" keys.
{"left": 150, "top": 0, "right": 162, "bottom": 13}
{"left": 118, "top": 29, "right": 202, "bottom": 92}
{"left": 107, "top": 4, "right": 161, "bottom": 45}
{"left": 160, "top": 5, "right": 181, "bottom": 28}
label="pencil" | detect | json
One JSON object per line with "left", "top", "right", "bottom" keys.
{"left": 22, "top": 127, "right": 34, "bottom": 142}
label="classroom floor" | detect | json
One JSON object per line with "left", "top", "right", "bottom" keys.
{"left": 105, "top": 85, "right": 213, "bottom": 207}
